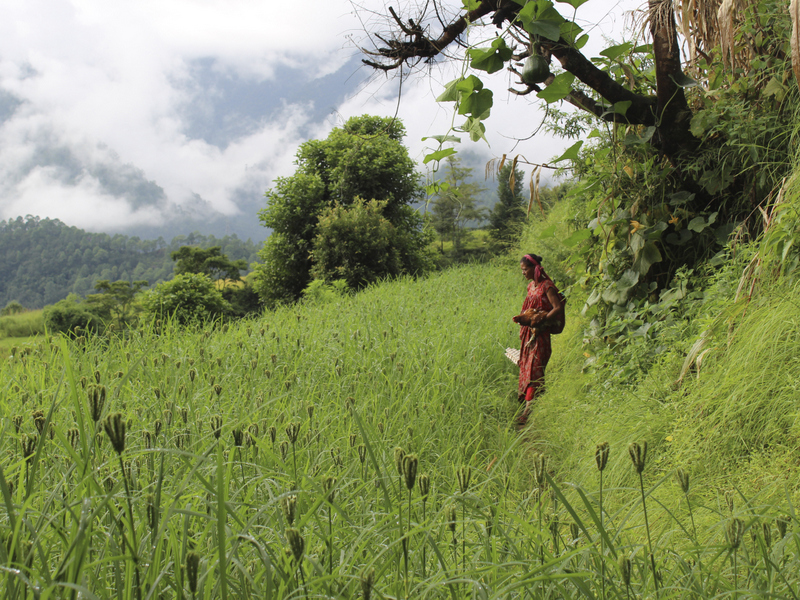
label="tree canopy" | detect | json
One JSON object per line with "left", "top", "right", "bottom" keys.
{"left": 171, "top": 246, "right": 247, "bottom": 282}
{"left": 488, "top": 161, "right": 525, "bottom": 249}
{"left": 361, "top": 0, "right": 799, "bottom": 309}
{"left": 253, "top": 115, "right": 430, "bottom": 304}
{"left": 429, "top": 156, "right": 486, "bottom": 252}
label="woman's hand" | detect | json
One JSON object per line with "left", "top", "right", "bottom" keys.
{"left": 513, "top": 308, "right": 547, "bottom": 327}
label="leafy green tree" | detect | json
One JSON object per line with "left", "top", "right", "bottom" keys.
{"left": 253, "top": 115, "right": 427, "bottom": 305}
{"left": 311, "top": 198, "right": 433, "bottom": 289}
{"left": 142, "top": 273, "right": 230, "bottom": 326}
{"left": 171, "top": 246, "right": 247, "bottom": 282}
{"left": 429, "top": 157, "right": 486, "bottom": 252}
{"left": 85, "top": 280, "right": 148, "bottom": 330}
{"left": 488, "top": 162, "right": 525, "bottom": 250}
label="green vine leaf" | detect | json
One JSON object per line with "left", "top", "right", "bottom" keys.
{"left": 552, "top": 140, "right": 583, "bottom": 162}
{"left": 458, "top": 88, "right": 493, "bottom": 119}
{"left": 468, "top": 38, "right": 513, "bottom": 74}
{"left": 423, "top": 148, "right": 457, "bottom": 165}
{"left": 459, "top": 117, "right": 488, "bottom": 142}
{"left": 555, "top": 0, "right": 589, "bottom": 7}
{"left": 633, "top": 241, "right": 662, "bottom": 275}
{"left": 436, "top": 78, "right": 463, "bottom": 102}
{"left": 422, "top": 134, "right": 461, "bottom": 144}
{"left": 562, "top": 228, "right": 591, "bottom": 247}
{"left": 599, "top": 42, "right": 633, "bottom": 60}
{"left": 537, "top": 72, "right": 575, "bottom": 103}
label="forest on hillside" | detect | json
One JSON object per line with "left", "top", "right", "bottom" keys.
{"left": 0, "top": 216, "right": 260, "bottom": 308}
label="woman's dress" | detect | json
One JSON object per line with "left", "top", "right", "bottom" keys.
{"left": 518, "top": 279, "right": 556, "bottom": 399}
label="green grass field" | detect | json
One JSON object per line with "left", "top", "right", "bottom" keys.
{"left": 1, "top": 258, "right": 799, "bottom": 598}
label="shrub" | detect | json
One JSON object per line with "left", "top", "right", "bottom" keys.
{"left": 142, "top": 273, "right": 230, "bottom": 325}
{"left": 1, "top": 300, "right": 25, "bottom": 316}
{"left": 43, "top": 296, "right": 103, "bottom": 335}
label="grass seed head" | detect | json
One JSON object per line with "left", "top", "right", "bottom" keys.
{"left": 67, "top": 428, "right": 79, "bottom": 449}
{"left": 403, "top": 454, "right": 418, "bottom": 491}
{"left": 268, "top": 426, "right": 277, "bottom": 444}
{"left": 763, "top": 521, "right": 773, "bottom": 548}
{"left": 286, "top": 528, "right": 305, "bottom": 563}
{"left": 213, "top": 384, "right": 222, "bottom": 397}
{"left": 12, "top": 415, "right": 22, "bottom": 433}
{"left": 377, "top": 422, "right": 384, "bottom": 434}
{"left": 163, "top": 409, "right": 173, "bottom": 427}
{"left": 675, "top": 467, "right": 690, "bottom": 494}
{"left": 725, "top": 490, "right": 735, "bottom": 514}
{"left": 618, "top": 555, "right": 632, "bottom": 587}
{"left": 778, "top": 515, "right": 790, "bottom": 538}
{"left": 181, "top": 408, "right": 189, "bottom": 424}
{"left": 232, "top": 427, "right": 244, "bottom": 447}
{"left": 358, "top": 444, "right": 367, "bottom": 464}
{"left": 189, "top": 369, "right": 196, "bottom": 382}
{"left": 456, "top": 465, "right": 472, "bottom": 494}
{"left": 627, "top": 441, "right": 647, "bottom": 474}
{"left": 21, "top": 434, "right": 37, "bottom": 459}
{"left": 154, "top": 419, "right": 163, "bottom": 438}
{"left": 533, "top": 453, "right": 548, "bottom": 487}
{"left": 595, "top": 442, "right": 609, "bottom": 472}
{"left": 281, "top": 494, "right": 298, "bottom": 525}
{"left": 94, "top": 370, "right": 101, "bottom": 383}
{"left": 726, "top": 517, "right": 744, "bottom": 550}
{"left": 286, "top": 422, "right": 301, "bottom": 444}
{"left": 210, "top": 415, "right": 222, "bottom": 440}
{"left": 324, "top": 476, "right": 337, "bottom": 503}
{"left": 306, "top": 404, "right": 315, "bottom": 420}
{"left": 104, "top": 413, "right": 126, "bottom": 454}
{"left": 31, "top": 410, "right": 45, "bottom": 434}
{"left": 570, "top": 522, "right": 580, "bottom": 544}
{"left": 186, "top": 551, "right": 200, "bottom": 594}
{"left": 419, "top": 473, "right": 430, "bottom": 501}
{"left": 89, "top": 385, "right": 106, "bottom": 423}
{"left": 280, "top": 441, "right": 289, "bottom": 461}
{"left": 394, "top": 447, "right": 405, "bottom": 476}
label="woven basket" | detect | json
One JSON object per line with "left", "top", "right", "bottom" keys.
{"left": 505, "top": 347, "right": 520, "bottom": 365}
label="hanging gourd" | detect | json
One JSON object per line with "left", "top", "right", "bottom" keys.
{"left": 521, "top": 42, "right": 550, "bottom": 85}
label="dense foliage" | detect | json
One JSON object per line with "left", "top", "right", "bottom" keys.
{"left": 311, "top": 198, "right": 433, "bottom": 289}
{"left": 0, "top": 216, "right": 259, "bottom": 308}
{"left": 142, "top": 272, "right": 231, "bottom": 325}
{"left": 253, "top": 115, "right": 431, "bottom": 305}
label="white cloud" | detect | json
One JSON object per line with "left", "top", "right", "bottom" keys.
{"left": 0, "top": 0, "right": 642, "bottom": 234}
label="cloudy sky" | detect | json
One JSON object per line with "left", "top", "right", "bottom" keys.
{"left": 0, "top": 0, "right": 642, "bottom": 240}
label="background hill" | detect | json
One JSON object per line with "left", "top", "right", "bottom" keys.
{"left": 0, "top": 215, "right": 260, "bottom": 308}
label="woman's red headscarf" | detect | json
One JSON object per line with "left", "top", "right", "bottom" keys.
{"left": 522, "top": 254, "right": 551, "bottom": 284}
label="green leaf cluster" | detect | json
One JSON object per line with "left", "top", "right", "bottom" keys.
{"left": 253, "top": 115, "right": 430, "bottom": 306}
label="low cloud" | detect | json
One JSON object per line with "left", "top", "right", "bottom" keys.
{"left": 0, "top": 0, "right": 640, "bottom": 238}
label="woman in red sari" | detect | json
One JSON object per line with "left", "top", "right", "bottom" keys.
{"left": 512, "top": 253, "right": 564, "bottom": 426}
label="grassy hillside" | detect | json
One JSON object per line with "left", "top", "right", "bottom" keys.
{"left": 3, "top": 232, "right": 800, "bottom": 597}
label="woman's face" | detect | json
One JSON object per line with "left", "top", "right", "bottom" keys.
{"left": 520, "top": 261, "right": 536, "bottom": 281}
